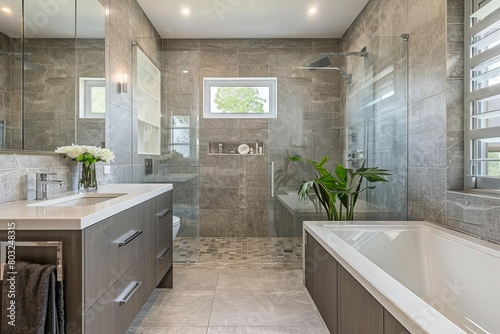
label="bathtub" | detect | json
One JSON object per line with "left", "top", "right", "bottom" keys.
{"left": 304, "top": 221, "right": 500, "bottom": 334}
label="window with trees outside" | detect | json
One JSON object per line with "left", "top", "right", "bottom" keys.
{"left": 171, "top": 115, "right": 192, "bottom": 158}
{"left": 465, "top": 0, "right": 500, "bottom": 190}
{"left": 203, "top": 77, "right": 277, "bottom": 118}
{"left": 79, "top": 78, "right": 105, "bottom": 119}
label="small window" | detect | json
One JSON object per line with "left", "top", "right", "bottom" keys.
{"left": 79, "top": 78, "right": 105, "bottom": 118}
{"left": 203, "top": 77, "right": 277, "bottom": 118}
{"left": 171, "top": 115, "right": 191, "bottom": 158}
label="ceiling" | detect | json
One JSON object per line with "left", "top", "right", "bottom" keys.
{"left": 137, "top": 0, "right": 370, "bottom": 39}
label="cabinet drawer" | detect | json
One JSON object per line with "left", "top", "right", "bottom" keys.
{"left": 155, "top": 191, "right": 172, "bottom": 213}
{"left": 84, "top": 249, "right": 151, "bottom": 334}
{"left": 156, "top": 209, "right": 172, "bottom": 242}
{"left": 155, "top": 191, "right": 172, "bottom": 238}
{"left": 84, "top": 203, "right": 151, "bottom": 311}
{"left": 155, "top": 232, "right": 173, "bottom": 286}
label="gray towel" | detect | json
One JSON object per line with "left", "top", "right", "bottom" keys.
{"left": 1, "top": 261, "right": 65, "bottom": 334}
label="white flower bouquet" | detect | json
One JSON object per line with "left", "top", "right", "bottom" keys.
{"left": 55, "top": 144, "right": 115, "bottom": 164}
{"left": 55, "top": 144, "right": 115, "bottom": 191}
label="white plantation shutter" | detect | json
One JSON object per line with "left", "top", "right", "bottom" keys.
{"left": 466, "top": 0, "right": 500, "bottom": 189}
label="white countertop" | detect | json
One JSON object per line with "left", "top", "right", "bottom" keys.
{"left": 0, "top": 184, "right": 172, "bottom": 230}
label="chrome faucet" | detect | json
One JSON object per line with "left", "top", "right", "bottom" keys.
{"left": 36, "top": 173, "right": 64, "bottom": 200}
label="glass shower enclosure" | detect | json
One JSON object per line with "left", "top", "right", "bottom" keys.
{"left": 268, "top": 35, "right": 409, "bottom": 237}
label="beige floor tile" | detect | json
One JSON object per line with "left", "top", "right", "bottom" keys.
{"left": 174, "top": 268, "right": 219, "bottom": 290}
{"left": 128, "top": 327, "right": 207, "bottom": 334}
{"left": 209, "top": 290, "right": 324, "bottom": 327}
{"left": 216, "top": 269, "right": 303, "bottom": 291}
{"left": 207, "top": 327, "right": 329, "bottom": 334}
{"left": 136, "top": 290, "right": 214, "bottom": 327}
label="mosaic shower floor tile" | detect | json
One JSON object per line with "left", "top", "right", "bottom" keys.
{"left": 173, "top": 237, "right": 303, "bottom": 269}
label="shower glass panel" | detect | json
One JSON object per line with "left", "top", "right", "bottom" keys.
{"left": 267, "top": 47, "right": 345, "bottom": 237}
{"left": 344, "top": 36, "right": 408, "bottom": 220}
{"left": 133, "top": 45, "right": 200, "bottom": 241}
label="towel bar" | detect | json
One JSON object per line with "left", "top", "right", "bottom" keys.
{"left": 0, "top": 241, "right": 63, "bottom": 281}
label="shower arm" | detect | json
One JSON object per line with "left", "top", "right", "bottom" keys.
{"left": 319, "top": 47, "right": 369, "bottom": 58}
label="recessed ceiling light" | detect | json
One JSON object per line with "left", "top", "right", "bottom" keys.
{"left": 182, "top": 70, "right": 189, "bottom": 74}
{"left": 181, "top": 8, "right": 190, "bottom": 16}
{"left": 1, "top": 7, "right": 12, "bottom": 13}
{"left": 308, "top": 7, "right": 317, "bottom": 15}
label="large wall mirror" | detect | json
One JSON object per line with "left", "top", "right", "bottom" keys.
{"left": 0, "top": 0, "right": 105, "bottom": 152}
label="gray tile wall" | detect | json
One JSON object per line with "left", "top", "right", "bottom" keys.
{"left": 346, "top": 0, "right": 500, "bottom": 243}
{"left": 163, "top": 39, "right": 343, "bottom": 237}
{"left": 0, "top": 33, "right": 10, "bottom": 150}
{"left": 102, "top": 0, "right": 161, "bottom": 184}
{"left": 0, "top": 33, "right": 22, "bottom": 150}
{"left": 23, "top": 39, "right": 76, "bottom": 151}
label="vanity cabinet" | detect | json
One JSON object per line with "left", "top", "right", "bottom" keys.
{"left": 305, "top": 231, "right": 409, "bottom": 334}
{"left": 84, "top": 198, "right": 155, "bottom": 311}
{"left": 84, "top": 191, "right": 172, "bottom": 333}
{"left": 154, "top": 191, "right": 173, "bottom": 287}
{"left": 0, "top": 188, "right": 173, "bottom": 334}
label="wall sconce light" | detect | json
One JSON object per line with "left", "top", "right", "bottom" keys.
{"left": 118, "top": 74, "right": 128, "bottom": 94}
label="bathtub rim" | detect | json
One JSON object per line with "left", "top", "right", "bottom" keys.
{"left": 303, "top": 220, "right": 498, "bottom": 334}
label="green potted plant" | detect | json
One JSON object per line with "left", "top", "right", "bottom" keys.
{"left": 290, "top": 155, "right": 391, "bottom": 221}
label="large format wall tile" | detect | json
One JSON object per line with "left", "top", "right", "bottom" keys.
{"left": 164, "top": 39, "right": 342, "bottom": 237}
{"left": 408, "top": 14, "right": 446, "bottom": 104}
{"left": 408, "top": 167, "right": 446, "bottom": 224}
{"left": 447, "top": 192, "right": 500, "bottom": 244}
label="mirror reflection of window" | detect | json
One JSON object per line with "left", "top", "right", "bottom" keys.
{"left": 79, "top": 78, "right": 105, "bottom": 118}
{"left": 171, "top": 115, "right": 191, "bottom": 158}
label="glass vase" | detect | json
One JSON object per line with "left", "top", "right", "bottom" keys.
{"left": 79, "top": 162, "right": 97, "bottom": 192}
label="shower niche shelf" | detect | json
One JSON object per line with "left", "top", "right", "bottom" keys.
{"left": 208, "top": 141, "right": 264, "bottom": 156}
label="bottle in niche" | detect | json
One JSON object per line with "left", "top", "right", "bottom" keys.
{"left": 218, "top": 143, "right": 223, "bottom": 154}
{"left": 250, "top": 147, "right": 254, "bottom": 154}
{"left": 259, "top": 147, "right": 263, "bottom": 154}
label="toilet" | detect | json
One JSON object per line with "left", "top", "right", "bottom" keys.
{"left": 172, "top": 215, "right": 181, "bottom": 239}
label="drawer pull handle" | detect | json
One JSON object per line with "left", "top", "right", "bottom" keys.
{"left": 156, "top": 208, "right": 171, "bottom": 219}
{"left": 116, "top": 281, "right": 142, "bottom": 305}
{"left": 118, "top": 230, "right": 143, "bottom": 247}
{"left": 158, "top": 247, "right": 170, "bottom": 261}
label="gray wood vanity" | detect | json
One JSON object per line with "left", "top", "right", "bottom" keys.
{"left": 0, "top": 184, "right": 173, "bottom": 333}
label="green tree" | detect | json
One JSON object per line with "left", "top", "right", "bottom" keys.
{"left": 214, "top": 87, "right": 266, "bottom": 113}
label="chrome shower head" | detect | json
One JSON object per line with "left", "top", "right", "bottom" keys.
{"left": 299, "top": 64, "right": 352, "bottom": 84}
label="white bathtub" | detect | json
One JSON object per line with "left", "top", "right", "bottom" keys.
{"left": 304, "top": 221, "right": 500, "bottom": 334}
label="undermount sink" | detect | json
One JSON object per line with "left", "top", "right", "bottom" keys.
{"left": 28, "top": 193, "right": 127, "bottom": 207}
